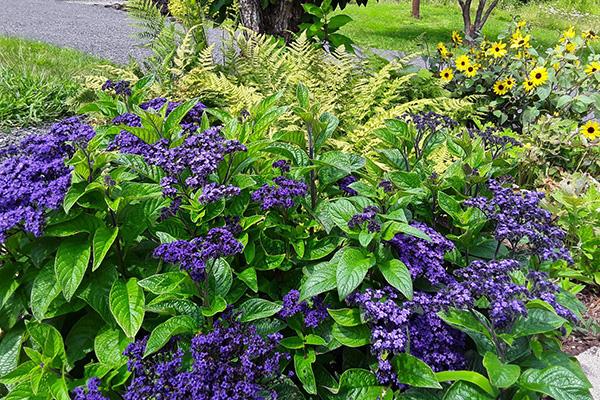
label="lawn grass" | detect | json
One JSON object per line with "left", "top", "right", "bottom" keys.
{"left": 334, "top": 0, "right": 600, "bottom": 54}
{"left": 0, "top": 36, "right": 109, "bottom": 128}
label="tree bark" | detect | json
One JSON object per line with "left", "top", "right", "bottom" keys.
{"left": 412, "top": 0, "right": 420, "bottom": 19}
{"left": 238, "top": 0, "right": 306, "bottom": 42}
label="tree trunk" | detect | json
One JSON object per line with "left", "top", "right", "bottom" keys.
{"left": 412, "top": 0, "right": 420, "bottom": 19}
{"left": 238, "top": 0, "right": 305, "bottom": 42}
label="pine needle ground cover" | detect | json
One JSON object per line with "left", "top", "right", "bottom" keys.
{"left": 0, "top": 36, "right": 108, "bottom": 128}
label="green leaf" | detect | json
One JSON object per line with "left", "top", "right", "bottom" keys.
{"left": 63, "top": 181, "right": 88, "bottom": 213}
{"left": 297, "top": 82, "right": 310, "bottom": 109}
{"left": 300, "top": 261, "right": 337, "bottom": 300}
{"left": 138, "top": 271, "right": 189, "bottom": 295}
{"left": 379, "top": 259, "right": 413, "bottom": 300}
{"left": 482, "top": 352, "right": 520, "bottom": 387}
{"left": 163, "top": 98, "right": 199, "bottom": 138}
{"left": 304, "top": 334, "right": 326, "bottom": 346}
{"left": 332, "top": 323, "right": 371, "bottom": 347}
{"left": 25, "top": 321, "right": 66, "bottom": 363}
{"left": 435, "top": 370, "right": 498, "bottom": 397}
{"left": 239, "top": 298, "right": 282, "bottom": 322}
{"left": 92, "top": 227, "right": 118, "bottom": 271}
{"left": 31, "top": 262, "right": 61, "bottom": 321}
{"left": 392, "top": 353, "right": 441, "bottom": 388}
{"left": 237, "top": 267, "right": 258, "bottom": 292}
{"left": 337, "top": 368, "right": 393, "bottom": 400}
{"left": 144, "top": 315, "right": 197, "bottom": 357}
{"left": 336, "top": 248, "right": 375, "bottom": 300}
{"left": 54, "top": 235, "right": 91, "bottom": 302}
{"left": 381, "top": 221, "right": 432, "bottom": 242}
{"left": 94, "top": 326, "right": 131, "bottom": 369}
{"left": 0, "top": 328, "right": 25, "bottom": 377}
{"left": 328, "top": 199, "right": 358, "bottom": 232}
{"left": 384, "top": 118, "right": 410, "bottom": 140}
{"left": 328, "top": 308, "right": 363, "bottom": 326}
{"left": 512, "top": 308, "right": 566, "bottom": 338}
{"left": 328, "top": 14, "right": 353, "bottom": 30}
{"left": 294, "top": 348, "right": 317, "bottom": 394}
{"left": 437, "top": 192, "right": 463, "bottom": 220}
{"left": 443, "top": 381, "right": 495, "bottom": 399}
{"left": 202, "top": 295, "right": 228, "bottom": 317}
{"left": 109, "top": 278, "right": 145, "bottom": 338}
{"left": 280, "top": 336, "right": 305, "bottom": 349}
{"left": 520, "top": 366, "right": 592, "bottom": 400}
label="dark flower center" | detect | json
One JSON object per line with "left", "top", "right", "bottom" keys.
{"left": 535, "top": 73, "right": 542, "bottom": 79}
{"left": 588, "top": 127, "right": 595, "bottom": 133}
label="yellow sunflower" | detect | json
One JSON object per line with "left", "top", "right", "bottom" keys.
{"left": 585, "top": 62, "right": 600, "bottom": 75}
{"left": 493, "top": 80, "right": 507, "bottom": 95}
{"left": 487, "top": 41, "right": 508, "bottom": 58}
{"left": 441, "top": 68, "right": 454, "bottom": 80}
{"left": 581, "top": 120, "right": 600, "bottom": 140}
{"left": 523, "top": 79, "right": 535, "bottom": 92}
{"left": 529, "top": 66, "right": 549, "bottom": 86}
{"left": 518, "top": 19, "right": 527, "bottom": 29}
{"left": 438, "top": 42, "right": 450, "bottom": 59}
{"left": 464, "top": 64, "right": 479, "bottom": 78}
{"left": 566, "top": 42, "right": 577, "bottom": 54}
{"left": 452, "top": 31, "right": 463, "bottom": 45}
{"left": 504, "top": 77, "right": 516, "bottom": 89}
{"left": 510, "top": 30, "right": 531, "bottom": 49}
{"left": 583, "top": 30, "right": 599, "bottom": 40}
{"left": 456, "top": 55, "right": 471, "bottom": 71}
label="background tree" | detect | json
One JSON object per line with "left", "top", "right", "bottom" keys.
{"left": 457, "top": 0, "right": 501, "bottom": 40}
{"left": 412, "top": 0, "right": 420, "bottom": 19}
{"left": 238, "top": 0, "right": 367, "bottom": 42}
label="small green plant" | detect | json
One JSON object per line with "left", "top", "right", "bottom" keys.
{"left": 299, "top": 0, "right": 355, "bottom": 52}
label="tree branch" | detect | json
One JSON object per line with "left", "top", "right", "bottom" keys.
{"left": 478, "top": 0, "right": 501, "bottom": 30}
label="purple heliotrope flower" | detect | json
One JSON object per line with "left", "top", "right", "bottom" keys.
{"left": 465, "top": 179, "right": 572, "bottom": 263}
{"left": 278, "top": 289, "right": 330, "bottom": 328}
{"left": 251, "top": 176, "right": 307, "bottom": 211}
{"left": 0, "top": 117, "right": 95, "bottom": 242}
{"left": 72, "top": 377, "right": 109, "bottom": 400}
{"left": 122, "top": 313, "right": 287, "bottom": 400}
{"left": 337, "top": 176, "right": 358, "bottom": 196}
{"left": 386, "top": 221, "right": 455, "bottom": 285}
{"left": 348, "top": 205, "right": 381, "bottom": 233}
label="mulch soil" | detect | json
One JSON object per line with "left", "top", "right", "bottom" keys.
{"left": 562, "top": 288, "right": 600, "bottom": 356}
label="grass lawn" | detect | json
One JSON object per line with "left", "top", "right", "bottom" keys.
{"left": 0, "top": 36, "right": 109, "bottom": 128}
{"left": 334, "top": 0, "right": 600, "bottom": 54}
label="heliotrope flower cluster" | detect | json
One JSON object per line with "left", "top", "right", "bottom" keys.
{"left": 251, "top": 176, "right": 307, "bottom": 211}
{"left": 278, "top": 289, "right": 330, "bottom": 328}
{"left": 102, "top": 79, "right": 132, "bottom": 96}
{"left": 272, "top": 159, "right": 290, "bottom": 174}
{"left": 0, "top": 117, "right": 95, "bottom": 242}
{"left": 403, "top": 111, "right": 458, "bottom": 132}
{"left": 467, "top": 126, "right": 521, "bottom": 158}
{"left": 378, "top": 180, "right": 393, "bottom": 193}
{"left": 337, "top": 176, "right": 358, "bottom": 196}
{"left": 154, "top": 223, "right": 243, "bottom": 282}
{"left": 72, "top": 377, "right": 109, "bottom": 400}
{"left": 440, "top": 259, "right": 577, "bottom": 329}
{"left": 122, "top": 313, "right": 287, "bottom": 400}
{"left": 348, "top": 206, "right": 381, "bottom": 233}
{"left": 386, "top": 221, "right": 455, "bottom": 285}
{"left": 346, "top": 287, "right": 466, "bottom": 387}
{"left": 464, "top": 179, "right": 573, "bottom": 263}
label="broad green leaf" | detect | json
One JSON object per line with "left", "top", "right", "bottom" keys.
{"left": 392, "top": 353, "right": 441, "bottom": 388}
{"left": 332, "top": 323, "right": 371, "bottom": 347}
{"left": 25, "top": 321, "right": 66, "bottom": 364}
{"left": 138, "top": 271, "right": 189, "bottom": 295}
{"left": 437, "top": 192, "right": 463, "bottom": 220}
{"left": 280, "top": 336, "right": 304, "bottom": 349}
{"left": 294, "top": 348, "right": 317, "bottom": 394}
{"left": 63, "top": 181, "right": 88, "bottom": 213}
{"left": 145, "top": 298, "right": 204, "bottom": 323}
{"left": 0, "top": 360, "right": 37, "bottom": 385}
{"left": 328, "top": 308, "right": 363, "bottom": 327}
{"left": 239, "top": 298, "right": 282, "bottom": 322}
{"left": 297, "top": 82, "right": 310, "bottom": 109}
{"left": 210, "top": 259, "right": 232, "bottom": 299}
{"left": 512, "top": 308, "right": 566, "bottom": 338}
{"left": 31, "top": 261, "right": 61, "bottom": 320}
{"left": 336, "top": 248, "right": 375, "bottom": 300}
{"left": 381, "top": 221, "right": 432, "bottom": 242}
{"left": 54, "top": 235, "right": 91, "bottom": 301}
{"left": 300, "top": 262, "right": 337, "bottom": 300}
{"left": 435, "top": 370, "right": 498, "bottom": 397}
{"left": 443, "top": 381, "right": 495, "bottom": 399}
{"left": 519, "top": 366, "right": 593, "bottom": 400}
{"left": 237, "top": 267, "right": 258, "bottom": 292}
{"left": 483, "top": 352, "right": 520, "bottom": 387}
{"left": 337, "top": 368, "right": 393, "bottom": 400}
{"left": 328, "top": 199, "right": 358, "bottom": 232}
{"left": 0, "top": 328, "right": 24, "bottom": 377}
{"left": 45, "top": 214, "right": 103, "bottom": 237}
{"left": 144, "top": 315, "right": 197, "bottom": 357}
{"left": 163, "top": 98, "right": 199, "bottom": 138}
{"left": 202, "top": 295, "right": 227, "bottom": 317}
{"left": 92, "top": 227, "right": 118, "bottom": 271}
{"left": 94, "top": 326, "right": 131, "bottom": 369}
{"left": 379, "top": 259, "right": 412, "bottom": 300}
{"left": 110, "top": 278, "right": 145, "bottom": 338}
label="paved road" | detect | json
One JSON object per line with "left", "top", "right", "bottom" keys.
{"left": 0, "top": 0, "right": 150, "bottom": 64}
